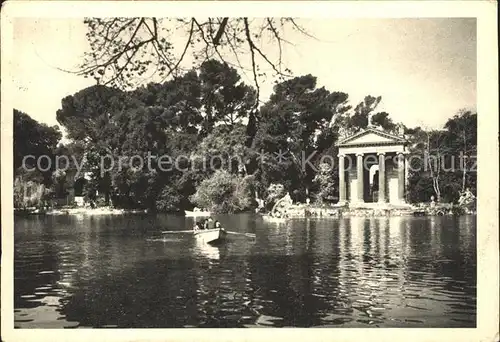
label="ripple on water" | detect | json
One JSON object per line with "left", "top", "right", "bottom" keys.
{"left": 14, "top": 214, "right": 477, "bottom": 328}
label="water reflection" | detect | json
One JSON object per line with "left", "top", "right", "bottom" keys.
{"left": 14, "top": 214, "right": 476, "bottom": 328}
{"left": 194, "top": 238, "right": 221, "bottom": 261}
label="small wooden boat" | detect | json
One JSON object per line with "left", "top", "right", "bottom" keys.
{"left": 262, "top": 214, "right": 287, "bottom": 223}
{"left": 185, "top": 210, "right": 212, "bottom": 217}
{"left": 193, "top": 228, "right": 227, "bottom": 244}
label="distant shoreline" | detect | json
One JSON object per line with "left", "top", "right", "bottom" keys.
{"left": 14, "top": 207, "right": 149, "bottom": 216}
{"left": 14, "top": 203, "right": 476, "bottom": 218}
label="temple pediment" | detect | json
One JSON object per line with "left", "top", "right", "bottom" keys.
{"left": 337, "top": 128, "right": 406, "bottom": 147}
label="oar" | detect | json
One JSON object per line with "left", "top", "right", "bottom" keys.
{"left": 225, "top": 231, "right": 256, "bottom": 238}
{"left": 161, "top": 230, "right": 194, "bottom": 234}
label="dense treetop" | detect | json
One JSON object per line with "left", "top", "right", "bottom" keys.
{"left": 15, "top": 60, "right": 477, "bottom": 212}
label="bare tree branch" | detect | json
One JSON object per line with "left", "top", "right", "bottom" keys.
{"left": 75, "top": 17, "right": 313, "bottom": 91}
{"left": 289, "top": 18, "right": 319, "bottom": 41}
{"left": 213, "top": 17, "right": 228, "bottom": 46}
{"left": 243, "top": 18, "right": 260, "bottom": 111}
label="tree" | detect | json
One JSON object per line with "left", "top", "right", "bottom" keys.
{"left": 14, "top": 167, "right": 47, "bottom": 209}
{"left": 350, "top": 95, "right": 382, "bottom": 129}
{"left": 56, "top": 85, "right": 131, "bottom": 144}
{"left": 77, "top": 17, "right": 311, "bottom": 106}
{"left": 155, "top": 183, "right": 184, "bottom": 212}
{"left": 56, "top": 60, "right": 262, "bottom": 211}
{"left": 198, "top": 60, "right": 256, "bottom": 131}
{"left": 406, "top": 126, "right": 434, "bottom": 203}
{"left": 264, "top": 183, "right": 286, "bottom": 210}
{"left": 312, "top": 163, "right": 337, "bottom": 204}
{"left": 193, "top": 123, "right": 250, "bottom": 174}
{"left": 252, "top": 74, "right": 349, "bottom": 200}
{"left": 407, "top": 128, "right": 447, "bottom": 202}
{"left": 131, "top": 69, "right": 203, "bottom": 134}
{"left": 52, "top": 169, "right": 71, "bottom": 198}
{"left": 371, "top": 111, "right": 396, "bottom": 132}
{"left": 14, "top": 109, "right": 62, "bottom": 183}
{"left": 190, "top": 170, "right": 255, "bottom": 213}
{"left": 443, "top": 110, "right": 477, "bottom": 193}
{"left": 334, "top": 95, "right": 400, "bottom": 139}
{"left": 405, "top": 110, "right": 477, "bottom": 203}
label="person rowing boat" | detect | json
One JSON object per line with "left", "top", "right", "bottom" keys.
{"left": 193, "top": 221, "right": 203, "bottom": 232}
{"left": 163, "top": 219, "right": 252, "bottom": 240}
{"left": 193, "top": 218, "right": 223, "bottom": 230}
{"left": 192, "top": 218, "right": 210, "bottom": 231}
{"left": 192, "top": 218, "right": 227, "bottom": 244}
{"left": 215, "top": 220, "right": 226, "bottom": 233}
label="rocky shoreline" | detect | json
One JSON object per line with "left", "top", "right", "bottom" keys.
{"left": 264, "top": 203, "right": 476, "bottom": 219}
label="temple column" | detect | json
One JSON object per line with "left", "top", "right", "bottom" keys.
{"left": 356, "top": 153, "right": 364, "bottom": 203}
{"left": 338, "top": 154, "right": 346, "bottom": 204}
{"left": 378, "top": 152, "right": 387, "bottom": 203}
{"left": 397, "top": 152, "right": 406, "bottom": 203}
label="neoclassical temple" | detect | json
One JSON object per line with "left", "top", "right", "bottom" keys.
{"left": 336, "top": 127, "right": 410, "bottom": 207}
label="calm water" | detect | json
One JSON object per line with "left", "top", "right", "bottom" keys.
{"left": 14, "top": 214, "right": 476, "bottom": 328}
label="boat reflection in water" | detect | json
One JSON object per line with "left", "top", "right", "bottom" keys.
{"left": 193, "top": 236, "right": 221, "bottom": 261}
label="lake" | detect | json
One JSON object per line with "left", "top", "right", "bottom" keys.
{"left": 14, "top": 214, "right": 476, "bottom": 328}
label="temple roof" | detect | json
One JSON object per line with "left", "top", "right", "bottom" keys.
{"left": 337, "top": 127, "right": 407, "bottom": 147}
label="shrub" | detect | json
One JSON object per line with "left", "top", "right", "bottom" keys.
{"left": 265, "top": 183, "right": 286, "bottom": 209}
{"left": 155, "top": 185, "right": 183, "bottom": 212}
{"left": 190, "top": 170, "right": 255, "bottom": 213}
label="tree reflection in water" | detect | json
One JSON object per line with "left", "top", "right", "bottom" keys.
{"left": 14, "top": 214, "right": 476, "bottom": 328}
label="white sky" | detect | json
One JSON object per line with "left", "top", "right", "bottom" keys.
{"left": 12, "top": 18, "right": 476, "bottom": 131}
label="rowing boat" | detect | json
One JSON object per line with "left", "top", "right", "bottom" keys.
{"left": 262, "top": 214, "right": 287, "bottom": 222}
{"left": 193, "top": 228, "right": 227, "bottom": 244}
{"left": 185, "top": 210, "right": 212, "bottom": 217}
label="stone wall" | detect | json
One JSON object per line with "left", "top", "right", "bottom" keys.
{"left": 277, "top": 203, "right": 472, "bottom": 219}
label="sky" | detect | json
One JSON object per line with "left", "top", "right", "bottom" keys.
{"left": 12, "top": 17, "right": 476, "bottom": 131}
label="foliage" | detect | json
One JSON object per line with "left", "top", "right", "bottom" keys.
{"left": 253, "top": 74, "right": 349, "bottom": 199}
{"left": 13, "top": 177, "right": 25, "bottom": 208}
{"left": 13, "top": 110, "right": 62, "bottom": 208}
{"left": 371, "top": 112, "right": 396, "bottom": 132}
{"left": 198, "top": 60, "right": 256, "bottom": 131}
{"left": 190, "top": 170, "right": 255, "bottom": 213}
{"left": 13, "top": 176, "right": 47, "bottom": 208}
{"left": 406, "top": 110, "right": 477, "bottom": 203}
{"left": 55, "top": 61, "right": 251, "bottom": 209}
{"left": 155, "top": 184, "right": 184, "bottom": 213}
{"left": 194, "top": 123, "right": 250, "bottom": 174}
{"left": 14, "top": 109, "right": 62, "bottom": 183}
{"left": 333, "top": 95, "right": 401, "bottom": 139}
{"left": 51, "top": 169, "right": 71, "bottom": 198}
{"left": 348, "top": 95, "right": 382, "bottom": 131}
{"left": 56, "top": 85, "right": 130, "bottom": 144}
{"left": 443, "top": 110, "right": 477, "bottom": 194}
{"left": 41, "top": 58, "right": 478, "bottom": 211}
{"left": 312, "top": 163, "right": 338, "bottom": 203}
{"left": 264, "top": 183, "right": 286, "bottom": 209}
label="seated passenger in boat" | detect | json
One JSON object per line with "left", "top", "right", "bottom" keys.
{"left": 214, "top": 220, "right": 224, "bottom": 230}
{"left": 216, "top": 221, "right": 226, "bottom": 233}
{"left": 193, "top": 221, "right": 201, "bottom": 232}
{"left": 203, "top": 219, "right": 209, "bottom": 230}
{"left": 207, "top": 217, "right": 215, "bottom": 229}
